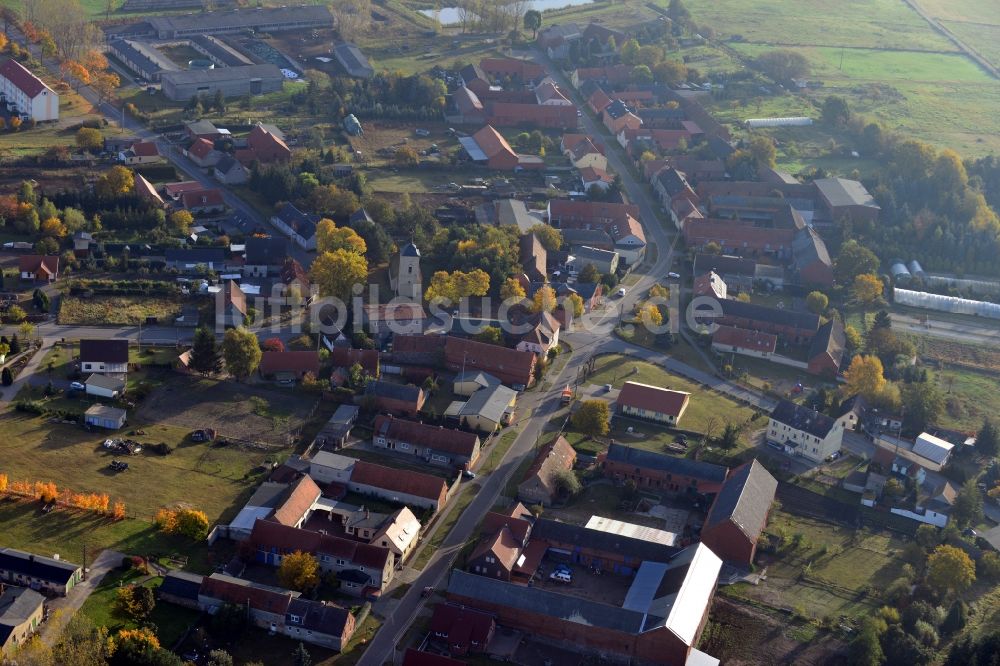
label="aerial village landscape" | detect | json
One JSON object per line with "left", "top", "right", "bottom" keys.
{"left": 1, "top": 0, "right": 1000, "bottom": 664}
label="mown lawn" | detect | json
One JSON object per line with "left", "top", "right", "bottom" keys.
{"left": 586, "top": 354, "right": 756, "bottom": 434}
{"left": 0, "top": 499, "right": 221, "bottom": 573}
{"left": 79, "top": 568, "right": 200, "bottom": 648}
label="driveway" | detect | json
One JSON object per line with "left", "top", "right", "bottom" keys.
{"left": 40, "top": 549, "right": 126, "bottom": 647}
{"left": 0, "top": 337, "right": 53, "bottom": 402}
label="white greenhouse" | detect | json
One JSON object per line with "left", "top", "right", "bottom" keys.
{"left": 744, "top": 117, "right": 813, "bottom": 128}
{"left": 894, "top": 288, "right": 1000, "bottom": 320}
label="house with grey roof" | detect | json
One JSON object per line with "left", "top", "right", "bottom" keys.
{"left": 699, "top": 460, "right": 777, "bottom": 566}
{"left": 0, "top": 586, "right": 44, "bottom": 655}
{"left": 599, "top": 443, "right": 729, "bottom": 498}
{"left": 161, "top": 64, "right": 284, "bottom": 102}
{"left": 814, "top": 177, "right": 880, "bottom": 224}
{"left": 568, "top": 245, "right": 619, "bottom": 276}
{"left": 767, "top": 399, "right": 843, "bottom": 463}
{"left": 445, "top": 383, "right": 517, "bottom": 433}
{"left": 147, "top": 5, "right": 332, "bottom": 39}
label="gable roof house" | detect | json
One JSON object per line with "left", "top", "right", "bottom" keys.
{"left": 568, "top": 244, "right": 619, "bottom": 275}
{"left": 363, "top": 380, "right": 426, "bottom": 416}
{"left": 807, "top": 318, "right": 846, "bottom": 377}
{"left": 693, "top": 271, "right": 727, "bottom": 300}
{"left": 271, "top": 202, "right": 320, "bottom": 250}
{"left": 133, "top": 173, "right": 165, "bottom": 207}
{"left": 0, "top": 549, "right": 82, "bottom": 597}
{"left": 18, "top": 255, "right": 58, "bottom": 283}
{"left": 259, "top": 351, "right": 321, "bottom": 381}
{"left": 599, "top": 443, "right": 728, "bottom": 498}
{"left": 445, "top": 382, "right": 518, "bottom": 434}
{"left": 249, "top": 520, "right": 394, "bottom": 596}
{"left": 459, "top": 125, "right": 545, "bottom": 171}
{"left": 165, "top": 247, "right": 226, "bottom": 272}
{"left": 119, "top": 140, "right": 162, "bottom": 165}
{"left": 518, "top": 435, "right": 577, "bottom": 507}
{"left": 713, "top": 299, "right": 820, "bottom": 344}
{"left": 428, "top": 603, "right": 497, "bottom": 657}
{"left": 243, "top": 236, "right": 289, "bottom": 277}
{"left": 186, "top": 137, "right": 223, "bottom": 168}
{"left": 603, "top": 99, "right": 642, "bottom": 135}
{"left": 519, "top": 232, "right": 548, "bottom": 283}
{"left": 515, "top": 310, "right": 561, "bottom": 356}
{"left": 0, "top": 58, "right": 58, "bottom": 122}
{"left": 767, "top": 400, "right": 844, "bottom": 463}
{"left": 444, "top": 337, "right": 537, "bottom": 389}
{"left": 791, "top": 226, "right": 834, "bottom": 287}
{"left": 348, "top": 460, "right": 451, "bottom": 512}
{"left": 480, "top": 57, "right": 545, "bottom": 84}
{"left": 246, "top": 123, "right": 292, "bottom": 164}
{"left": 79, "top": 339, "right": 129, "bottom": 377}
{"left": 214, "top": 155, "right": 249, "bottom": 185}
{"left": 0, "top": 585, "right": 45, "bottom": 656}
{"left": 699, "top": 460, "right": 777, "bottom": 566}
{"left": 813, "top": 177, "right": 880, "bottom": 225}
{"left": 219, "top": 280, "right": 247, "bottom": 328}
{"left": 711, "top": 325, "right": 777, "bottom": 360}
{"left": 196, "top": 572, "right": 357, "bottom": 650}
{"left": 180, "top": 188, "right": 226, "bottom": 214}
{"left": 616, "top": 381, "right": 691, "bottom": 426}
{"left": 373, "top": 415, "right": 482, "bottom": 470}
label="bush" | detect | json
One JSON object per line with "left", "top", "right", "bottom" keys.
{"left": 150, "top": 442, "right": 173, "bottom": 456}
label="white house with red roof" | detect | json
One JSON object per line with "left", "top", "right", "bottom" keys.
{"left": 0, "top": 59, "right": 58, "bottom": 121}
{"left": 616, "top": 381, "right": 691, "bottom": 426}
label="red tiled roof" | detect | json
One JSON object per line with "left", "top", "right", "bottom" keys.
{"left": 331, "top": 347, "right": 379, "bottom": 372}
{"left": 444, "top": 337, "right": 536, "bottom": 387}
{"left": 281, "top": 257, "right": 310, "bottom": 287}
{"left": 712, "top": 325, "right": 777, "bottom": 354}
{"left": 350, "top": 460, "right": 448, "bottom": 502}
{"left": 248, "top": 124, "right": 292, "bottom": 163}
{"left": 133, "top": 173, "right": 164, "bottom": 205}
{"left": 18, "top": 255, "right": 58, "bottom": 276}
{"left": 617, "top": 381, "right": 690, "bottom": 417}
{"left": 472, "top": 125, "right": 517, "bottom": 161}
{"left": 374, "top": 415, "right": 479, "bottom": 458}
{"left": 481, "top": 507, "right": 533, "bottom": 545}
{"left": 518, "top": 435, "right": 576, "bottom": 501}
{"left": 0, "top": 58, "right": 51, "bottom": 98}
{"left": 188, "top": 138, "right": 215, "bottom": 159}
{"left": 548, "top": 199, "right": 640, "bottom": 227}
{"left": 259, "top": 351, "right": 320, "bottom": 376}
{"left": 693, "top": 271, "right": 725, "bottom": 298}
{"left": 199, "top": 573, "right": 294, "bottom": 615}
{"left": 163, "top": 180, "right": 203, "bottom": 197}
{"left": 469, "top": 524, "right": 522, "bottom": 571}
{"left": 180, "top": 188, "right": 225, "bottom": 208}
{"left": 562, "top": 133, "right": 604, "bottom": 155}
{"left": 249, "top": 520, "right": 391, "bottom": 569}
{"left": 272, "top": 475, "right": 322, "bottom": 526}
{"left": 580, "top": 166, "right": 613, "bottom": 185}
{"left": 224, "top": 280, "right": 246, "bottom": 316}
{"left": 130, "top": 141, "right": 159, "bottom": 157}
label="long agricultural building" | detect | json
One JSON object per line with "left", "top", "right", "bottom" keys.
{"left": 161, "top": 64, "right": 284, "bottom": 101}
{"left": 146, "top": 5, "right": 333, "bottom": 39}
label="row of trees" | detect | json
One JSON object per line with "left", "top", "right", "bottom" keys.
{"left": 0, "top": 473, "right": 126, "bottom": 519}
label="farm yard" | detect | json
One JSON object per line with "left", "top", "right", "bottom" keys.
{"left": 135, "top": 375, "right": 316, "bottom": 447}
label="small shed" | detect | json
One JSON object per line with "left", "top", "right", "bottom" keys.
{"left": 84, "top": 404, "right": 127, "bottom": 430}
{"left": 913, "top": 432, "right": 955, "bottom": 466}
{"left": 85, "top": 374, "right": 126, "bottom": 399}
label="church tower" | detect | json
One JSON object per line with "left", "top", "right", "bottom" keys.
{"left": 395, "top": 241, "right": 422, "bottom": 301}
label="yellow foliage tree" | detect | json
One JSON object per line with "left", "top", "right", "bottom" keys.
{"left": 154, "top": 508, "right": 178, "bottom": 533}
{"left": 277, "top": 550, "right": 321, "bottom": 591}
{"left": 639, "top": 302, "right": 663, "bottom": 328}
{"left": 927, "top": 544, "right": 976, "bottom": 595}
{"left": 316, "top": 218, "right": 367, "bottom": 255}
{"left": 112, "top": 502, "right": 126, "bottom": 521}
{"left": 852, "top": 273, "right": 884, "bottom": 305}
{"left": 40, "top": 217, "right": 67, "bottom": 238}
{"left": 566, "top": 293, "right": 584, "bottom": 318}
{"left": 425, "top": 269, "right": 490, "bottom": 303}
{"left": 169, "top": 210, "right": 193, "bottom": 235}
{"left": 842, "top": 355, "right": 886, "bottom": 401}
{"left": 114, "top": 627, "right": 160, "bottom": 653}
{"left": 0, "top": 473, "right": 7, "bottom": 493}
{"left": 500, "top": 277, "right": 526, "bottom": 302}
{"left": 95, "top": 165, "right": 134, "bottom": 198}
{"left": 532, "top": 285, "right": 557, "bottom": 313}
{"left": 310, "top": 249, "right": 369, "bottom": 301}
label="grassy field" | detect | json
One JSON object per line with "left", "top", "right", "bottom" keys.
{"left": 723, "top": 510, "right": 917, "bottom": 621}
{"left": 674, "top": 0, "right": 1000, "bottom": 156}
{"left": 585, "top": 353, "right": 756, "bottom": 433}
{"left": 58, "top": 295, "right": 185, "bottom": 325}
{"left": 0, "top": 499, "right": 222, "bottom": 572}
{"left": 0, "top": 408, "right": 277, "bottom": 522}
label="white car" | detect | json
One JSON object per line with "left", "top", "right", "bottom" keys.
{"left": 549, "top": 571, "right": 572, "bottom": 583}
{"left": 70, "top": 381, "right": 86, "bottom": 391}
{"left": 667, "top": 272, "right": 681, "bottom": 279}
{"left": 617, "top": 288, "right": 627, "bottom": 297}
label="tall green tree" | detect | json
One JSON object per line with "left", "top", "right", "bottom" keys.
{"left": 221, "top": 328, "right": 262, "bottom": 381}
{"left": 572, "top": 400, "right": 610, "bottom": 437}
{"left": 293, "top": 642, "right": 313, "bottom": 666}
{"left": 952, "top": 479, "right": 983, "bottom": 527}
{"left": 523, "top": 9, "right": 541, "bottom": 38}
{"left": 900, "top": 380, "right": 943, "bottom": 434}
{"left": 976, "top": 418, "right": 999, "bottom": 457}
{"left": 835, "top": 240, "right": 880, "bottom": 284}
{"left": 190, "top": 327, "right": 222, "bottom": 375}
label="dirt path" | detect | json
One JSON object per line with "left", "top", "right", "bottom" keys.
{"left": 0, "top": 338, "right": 53, "bottom": 402}
{"left": 40, "top": 549, "right": 126, "bottom": 647}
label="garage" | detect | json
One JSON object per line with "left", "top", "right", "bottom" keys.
{"left": 84, "top": 405, "right": 127, "bottom": 430}
{"left": 85, "top": 374, "right": 126, "bottom": 399}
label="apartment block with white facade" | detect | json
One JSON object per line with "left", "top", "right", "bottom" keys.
{"left": 767, "top": 399, "right": 844, "bottom": 463}
{"left": 0, "top": 59, "right": 58, "bottom": 121}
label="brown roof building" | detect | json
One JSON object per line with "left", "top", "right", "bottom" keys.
{"left": 616, "top": 381, "right": 691, "bottom": 426}
{"left": 258, "top": 351, "right": 321, "bottom": 379}
{"left": 269, "top": 475, "right": 322, "bottom": 528}
{"left": 349, "top": 460, "right": 450, "bottom": 512}
{"left": 700, "top": 460, "right": 777, "bottom": 566}
{"left": 711, "top": 325, "right": 777, "bottom": 356}
{"left": 444, "top": 337, "right": 537, "bottom": 388}
{"left": 518, "top": 436, "right": 577, "bottom": 507}
{"left": 428, "top": 603, "right": 497, "bottom": 657}
{"left": 373, "top": 415, "right": 482, "bottom": 469}
{"left": 18, "top": 255, "right": 58, "bottom": 283}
